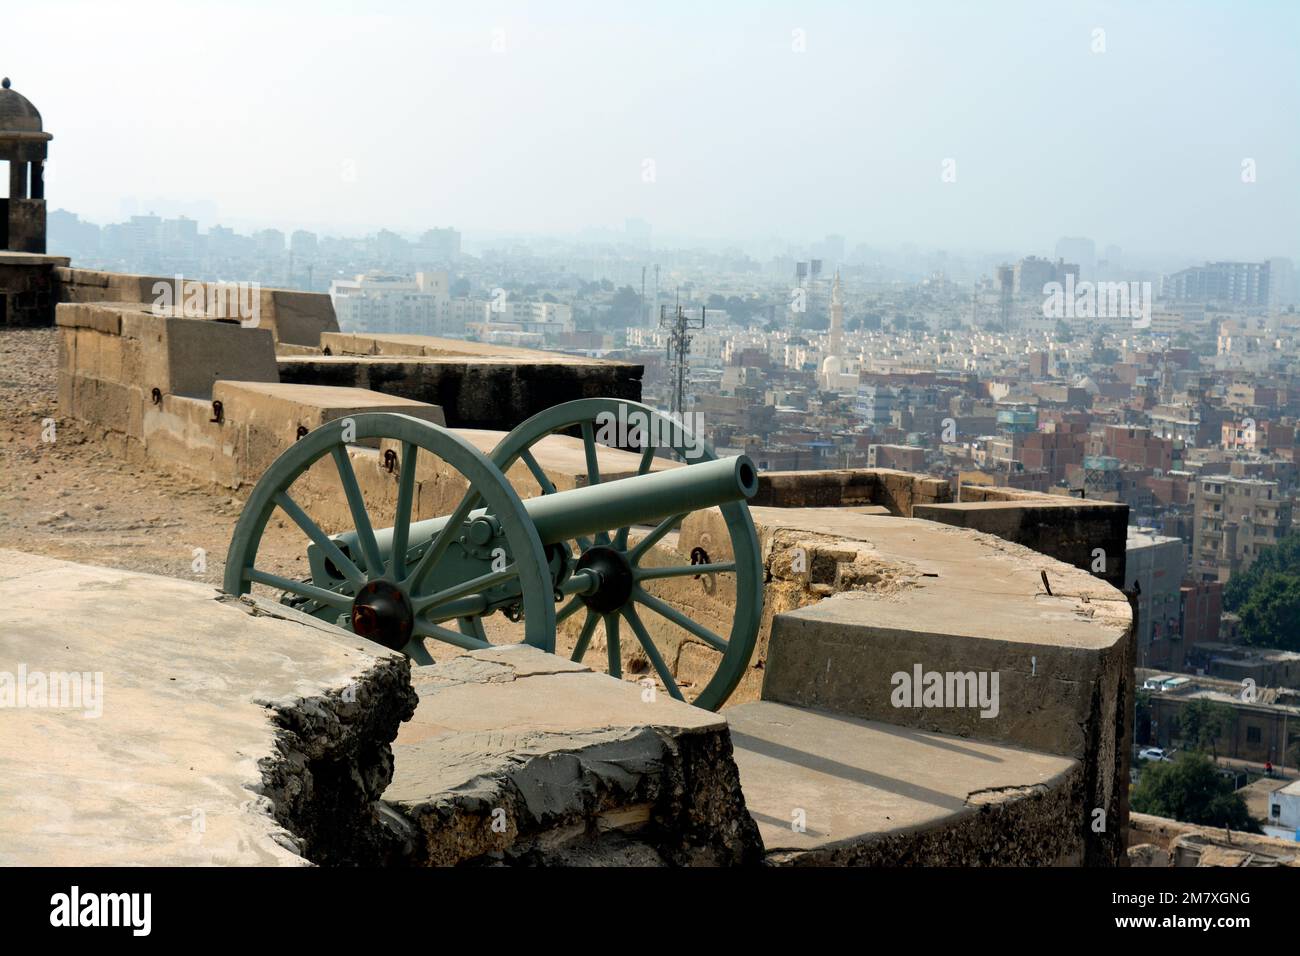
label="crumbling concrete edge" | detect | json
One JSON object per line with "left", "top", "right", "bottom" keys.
{"left": 219, "top": 594, "right": 420, "bottom": 866}
{"left": 764, "top": 760, "right": 1086, "bottom": 867}
{"left": 387, "top": 723, "right": 764, "bottom": 866}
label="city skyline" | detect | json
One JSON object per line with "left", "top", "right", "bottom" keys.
{"left": 5, "top": 0, "right": 1297, "bottom": 261}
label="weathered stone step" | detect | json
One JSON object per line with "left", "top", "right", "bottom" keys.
{"left": 726, "top": 700, "right": 1083, "bottom": 865}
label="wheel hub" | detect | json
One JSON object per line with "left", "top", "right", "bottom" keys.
{"left": 350, "top": 580, "right": 414, "bottom": 651}
{"left": 576, "top": 545, "right": 634, "bottom": 614}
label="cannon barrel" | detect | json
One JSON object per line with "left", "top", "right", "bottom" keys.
{"left": 330, "top": 454, "right": 758, "bottom": 569}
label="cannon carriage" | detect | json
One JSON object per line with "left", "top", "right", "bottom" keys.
{"left": 224, "top": 399, "right": 763, "bottom": 710}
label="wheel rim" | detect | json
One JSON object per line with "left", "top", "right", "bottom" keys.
{"left": 224, "top": 412, "right": 555, "bottom": 660}
{"left": 491, "top": 398, "right": 762, "bottom": 710}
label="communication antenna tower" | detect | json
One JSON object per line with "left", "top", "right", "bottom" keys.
{"left": 660, "top": 303, "right": 705, "bottom": 418}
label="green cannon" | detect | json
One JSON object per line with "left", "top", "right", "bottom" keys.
{"left": 224, "top": 399, "right": 763, "bottom": 710}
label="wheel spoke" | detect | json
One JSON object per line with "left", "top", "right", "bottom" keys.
{"left": 622, "top": 604, "right": 683, "bottom": 701}
{"left": 637, "top": 561, "right": 736, "bottom": 581}
{"left": 404, "top": 487, "right": 481, "bottom": 589}
{"left": 633, "top": 586, "right": 728, "bottom": 652}
{"left": 331, "top": 445, "right": 385, "bottom": 577}
{"left": 402, "top": 637, "right": 435, "bottom": 666}
{"left": 580, "top": 422, "right": 613, "bottom": 544}
{"left": 580, "top": 421, "right": 601, "bottom": 486}
{"left": 413, "top": 619, "right": 491, "bottom": 651}
{"left": 520, "top": 448, "right": 556, "bottom": 495}
{"left": 605, "top": 613, "right": 622, "bottom": 678}
{"left": 389, "top": 441, "right": 418, "bottom": 579}
{"left": 411, "top": 564, "right": 520, "bottom": 613}
{"left": 420, "top": 595, "right": 489, "bottom": 624}
{"left": 246, "top": 568, "right": 353, "bottom": 610}
{"left": 273, "top": 491, "right": 365, "bottom": 589}
{"left": 571, "top": 609, "right": 599, "bottom": 662}
{"left": 457, "top": 616, "right": 488, "bottom": 643}
{"left": 556, "top": 594, "right": 585, "bottom": 623}
{"left": 629, "top": 513, "right": 687, "bottom": 564}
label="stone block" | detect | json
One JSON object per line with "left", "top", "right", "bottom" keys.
{"left": 383, "top": 644, "right": 761, "bottom": 866}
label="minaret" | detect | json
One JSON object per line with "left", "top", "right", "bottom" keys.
{"left": 829, "top": 270, "right": 844, "bottom": 358}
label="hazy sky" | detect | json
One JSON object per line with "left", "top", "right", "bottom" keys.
{"left": 5, "top": 0, "right": 1297, "bottom": 259}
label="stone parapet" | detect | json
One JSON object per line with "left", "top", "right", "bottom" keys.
{"left": 753, "top": 468, "right": 951, "bottom": 515}
{"left": 52, "top": 267, "right": 338, "bottom": 346}
{"left": 280, "top": 350, "right": 642, "bottom": 431}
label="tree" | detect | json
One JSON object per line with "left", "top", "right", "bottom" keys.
{"left": 1131, "top": 752, "right": 1260, "bottom": 831}
{"left": 1224, "top": 532, "right": 1300, "bottom": 609}
{"left": 1224, "top": 532, "right": 1300, "bottom": 651}
{"left": 1177, "top": 699, "right": 1234, "bottom": 761}
{"left": 601, "top": 285, "right": 642, "bottom": 328}
{"left": 1235, "top": 572, "right": 1300, "bottom": 651}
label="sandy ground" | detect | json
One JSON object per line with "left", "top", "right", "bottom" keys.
{"left": 0, "top": 328, "right": 305, "bottom": 587}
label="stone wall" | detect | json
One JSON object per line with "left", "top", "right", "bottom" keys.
{"left": 1128, "top": 812, "right": 1299, "bottom": 866}
{"left": 56, "top": 301, "right": 280, "bottom": 461}
{"left": 279, "top": 354, "right": 642, "bottom": 431}
{"left": 53, "top": 267, "right": 338, "bottom": 346}
{"left": 277, "top": 331, "right": 644, "bottom": 431}
{"left": 753, "top": 467, "right": 952, "bottom": 515}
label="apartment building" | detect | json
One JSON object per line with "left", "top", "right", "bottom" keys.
{"left": 1191, "top": 476, "right": 1292, "bottom": 582}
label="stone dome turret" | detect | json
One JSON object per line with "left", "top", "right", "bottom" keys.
{"left": 0, "top": 78, "right": 47, "bottom": 135}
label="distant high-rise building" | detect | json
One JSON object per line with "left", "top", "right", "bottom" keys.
{"left": 290, "top": 230, "right": 318, "bottom": 257}
{"left": 1055, "top": 237, "right": 1096, "bottom": 278}
{"left": 1267, "top": 257, "right": 1297, "bottom": 307}
{"left": 418, "top": 227, "right": 461, "bottom": 261}
{"left": 1162, "top": 261, "right": 1270, "bottom": 307}
{"left": 254, "top": 228, "right": 285, "bottom": 256}
{"left": 329, "top": 271, "right": 451, "bottom": 336}
{"left": 1012, "top": 256, "right": 1077, "bottom": 297}
{"left": 828, "top": 270, "right": 844, "bottom": 358}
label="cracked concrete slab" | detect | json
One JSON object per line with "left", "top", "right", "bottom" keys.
{"left": 0, "top": 549, "right": 415, "bottom": 866}
{"left": 727, "top": 700, "right": 1083, "bottom": 865}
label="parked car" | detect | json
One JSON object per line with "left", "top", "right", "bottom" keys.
{"left": 1139, "top": 747, "right": 1174, "bottom": 762}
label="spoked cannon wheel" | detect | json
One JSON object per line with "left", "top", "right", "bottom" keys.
{"left": 223, "top": 413, "right": 556, "bottom": 664}
{"left": 490, "top": 399, "right": 763, "bottom": 710}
